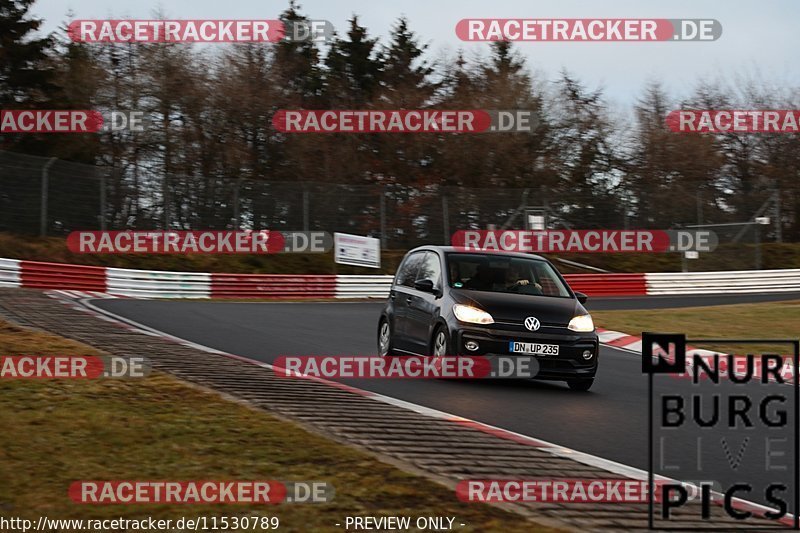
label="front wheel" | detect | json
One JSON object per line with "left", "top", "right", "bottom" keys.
{"left": 378, "top": 319, "right": 396, "bottom": 357}
{"left": 567, "top": 378, "right": 594, "bottom": 392}
{"left": 431, "top": 326, "right": 451, "bottom": 357}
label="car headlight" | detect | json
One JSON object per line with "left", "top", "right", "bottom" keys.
{"left": 568, "top": 314, "right": 594, "bottom": 332}
{"left": 453, "top": 304, "right": 494, "bottom": 325}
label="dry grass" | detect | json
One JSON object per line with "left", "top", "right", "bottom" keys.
{"left": 0, "top": 321, "right": 558, "bottom": 532}
{"left": 593, "top": 300, "right": 800, "bottom": 355}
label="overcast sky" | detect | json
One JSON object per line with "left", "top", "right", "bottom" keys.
{"left": 31, "top": 0, "right": 800, "bottom": 107}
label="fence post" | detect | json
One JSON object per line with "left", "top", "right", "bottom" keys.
{"left": 40, "top": 157, "right": 56, "bottom": 237}
{"left": 774, "top": 188, "right": 782, "bottom": 243}
{"left": 99, "top": 172, "right": 107, "bottom": 231}
{"left": 755, "top": 224, "right": 761, "bottom": 270}
{"left": 696, "top": 190, "right": 703, "bottom": 226}
{"left": 163, "top": 175, "right": 171, "bottom": 229}
{"left": 302, "top": 187, "right": 309, "bottom": 231}
{"left": 232, "top": 179, "right": 240, "bottom": 229}
{"left": 380, "top": 189, "right": 387, "bottom": 248}
{"left": 442, "top": 194, "right": 449, "bottom": 244}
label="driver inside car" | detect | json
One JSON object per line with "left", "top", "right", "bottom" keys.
{"left": 504, "top": 264, "right": 542, "bottom": 293}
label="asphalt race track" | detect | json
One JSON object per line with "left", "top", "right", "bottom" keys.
{"left": 93, "top": 293, "right": 800, "bottom": 515}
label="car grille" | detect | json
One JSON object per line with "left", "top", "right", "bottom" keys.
{"left": 493, "top": 320, "right": 568, "bottom": 330}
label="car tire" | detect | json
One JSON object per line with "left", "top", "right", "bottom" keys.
{"left": 378, "top": 319, "right": 397, "bottom": 357}
{"left": 430, "top": 326, "right": 451, "bottom": 357}
{"left": 567, "top": 378, "right": 594, "bottom": 392}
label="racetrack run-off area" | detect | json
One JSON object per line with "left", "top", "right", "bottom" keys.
{"left": 3, "top": 288, "right": 797, "bottom": 530}
{"left": 87, "top": 293, "right": 800, "bottom": 520}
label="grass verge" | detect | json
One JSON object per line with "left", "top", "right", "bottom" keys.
{"left": 592, "top": 300, "right": 800, "bottom": 354}
{"left": 0, "top": 320, "right": 558, "bottom": 532}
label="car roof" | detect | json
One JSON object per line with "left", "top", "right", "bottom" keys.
{"left": 406, "top": 245, "right": 547, "bottom": 262}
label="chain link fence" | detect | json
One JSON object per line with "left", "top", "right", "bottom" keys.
{"left": 0, "top": 150, "right": 785, "bottom": 261}
{"left": 0, "top": 150, "right": 628, "bottom": 247}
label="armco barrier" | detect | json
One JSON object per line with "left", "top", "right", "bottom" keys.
{"left": 20, "top": 260, "right": 106, "bottom": 291}
{"left": 211, "top": 273, "right": 337, "bottom": 298}
{"left": 563, "top": 273, "right": 647, "bottom": 296}
{"left": 0, "top": 258, "right": 21, "bottom": 288}
{"left": 338, "top": 274, "right": 649, "bottom": 298}
{"left": 645, "top": 269, "right": 800, "bottom": 295}
{"left": 106, "top": 267, "right": 211, "bottom": 299}
{"left": 2, "top": 258, "right": 800, "bottom": 299}
{"left": 336, "top": 275, "right": 394, "bottom": 298}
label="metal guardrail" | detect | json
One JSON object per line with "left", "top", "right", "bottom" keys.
{"left": 336, "top": 275, "right": 394, "bottom": 298}
{"left": 2, "top": 258, "right": 800, "bottom": 298}
{"left": 0, "top": 259, "right": 21, "bottom": 288}
{"left": 565, "top": 273, "right": 648, "bottom": 297}
{"left": 210, "top": 273, "right": 337, "bottom": 299}
{"left": 645, "top": 269, "right": 800, "bottom": 294}
{"left": 19, "top": 260, "right": 105, "bottom": 291}
{"left": 106, "top": 267, "right": 212, "bottom": 299}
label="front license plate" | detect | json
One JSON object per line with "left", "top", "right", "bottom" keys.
{"left": 509, "top": 341, "right": 559, "bottom": 356}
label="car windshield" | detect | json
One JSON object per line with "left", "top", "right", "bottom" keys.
{"left": 446, "top": 253, "right": 572, "bottom": 298}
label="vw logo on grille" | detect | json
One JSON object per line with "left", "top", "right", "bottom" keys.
{"left": 524, "top": 316, "right": 541, "bottom": 331}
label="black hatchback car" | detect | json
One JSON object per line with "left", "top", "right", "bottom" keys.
{"left": 377, "top": 246, "right": 599, "bottom": 391}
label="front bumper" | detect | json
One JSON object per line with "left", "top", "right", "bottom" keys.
{"left": 452, "top": 324, "right": 599, "bottom": 380}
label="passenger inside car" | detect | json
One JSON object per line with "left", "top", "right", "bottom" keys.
{"left": 464, "top": 263, "right": 493, "bottom": 290}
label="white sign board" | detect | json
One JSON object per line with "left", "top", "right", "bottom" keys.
{"left": 528, "top": 214, "right": 545, "bottom": 230}
{"left": 334, "top": 232, "right": 381, "bottom": 269}
{"left": 524, "top": 208, "right": 547, "bottom": 230}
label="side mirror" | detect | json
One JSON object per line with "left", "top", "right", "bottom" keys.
{"left": 574, "top": 291, "right": 588, "bottom": 304}
{"left": 414, "top": 279, "right": 436, "bottom": 293}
